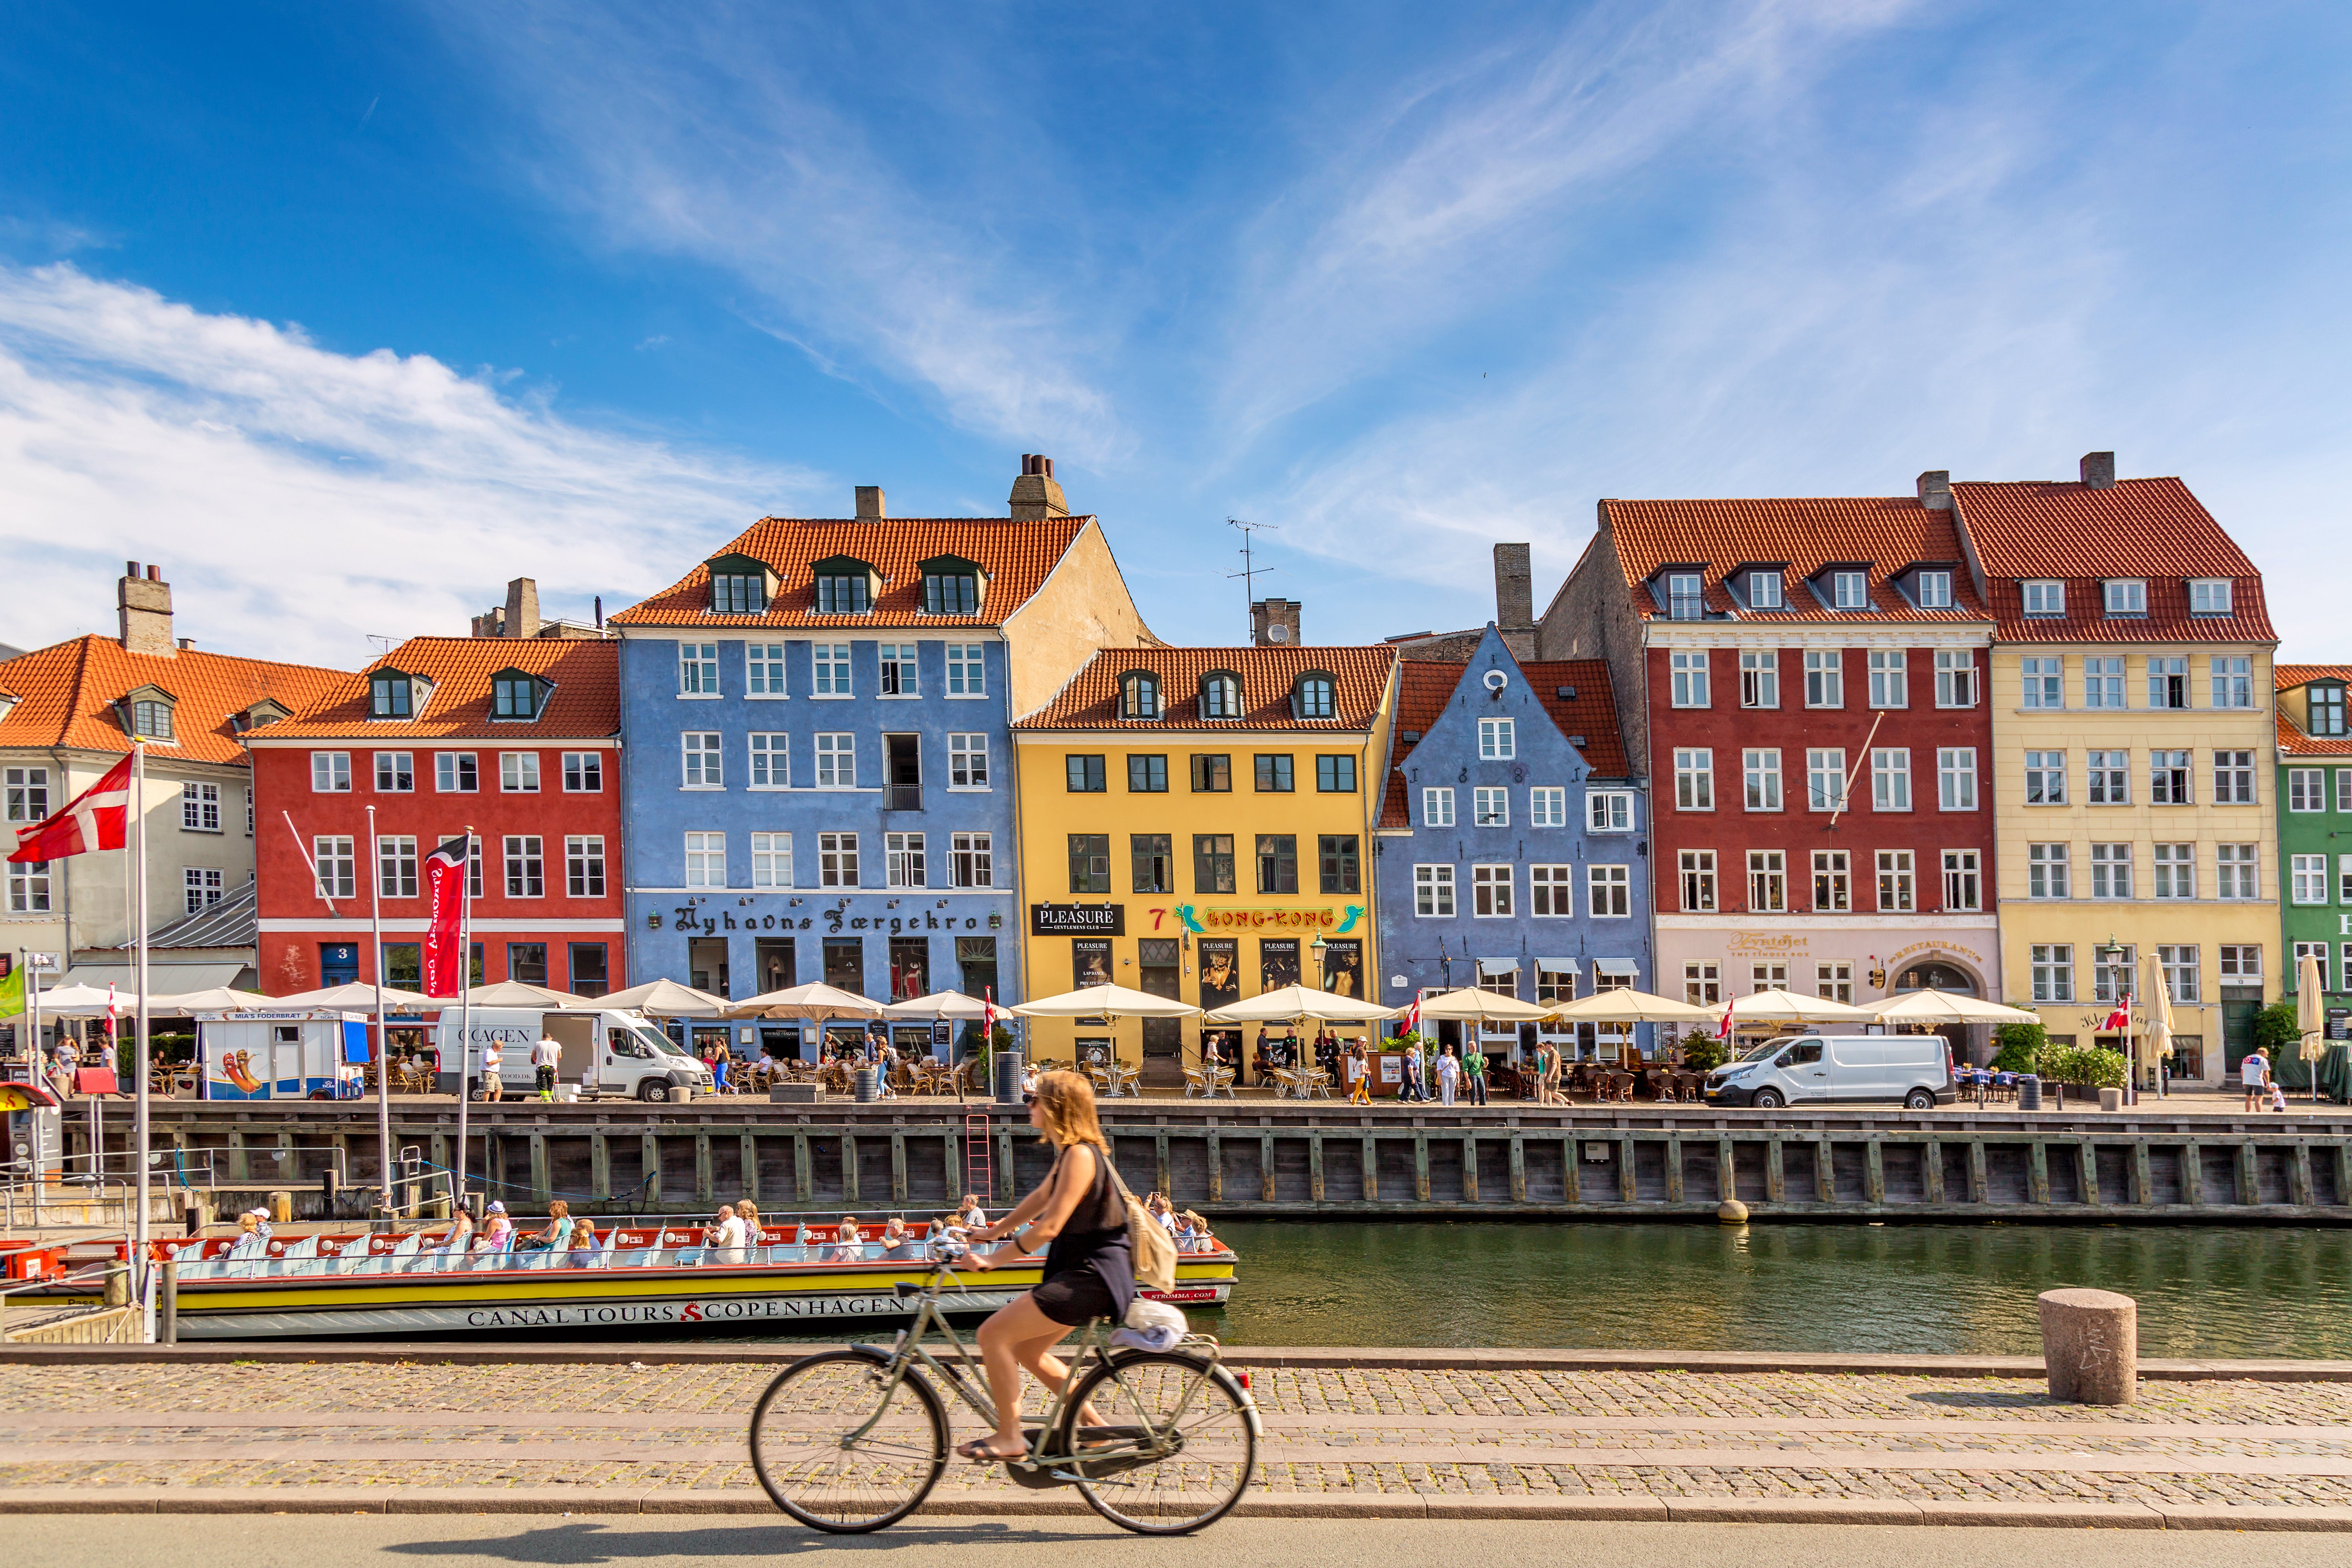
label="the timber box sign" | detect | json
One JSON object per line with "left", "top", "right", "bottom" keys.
{"left": 1031, "top": 903, "right": 1124, "bottom": 936}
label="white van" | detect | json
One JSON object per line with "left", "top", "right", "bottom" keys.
{"left": 1704, "top": 1033, "right": 1953, "bottom": 1110}
{"left": 433, "top": 1009, "right": 712, "bottom": 1102}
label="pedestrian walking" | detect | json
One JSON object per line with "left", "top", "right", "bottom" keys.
{"left": 1435, "top": 1044, "right": 1461, "bottom": 1106}
{"left": 1466, "top": 1045, "right": 1488, "bottom": 1105}
{"left": 2241, "top": 1046, "right": 2272, "bottom": 1112}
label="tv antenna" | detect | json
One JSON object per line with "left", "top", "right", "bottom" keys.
{"left": 1226, "top": 517, "right": 1281, "bottom": 639}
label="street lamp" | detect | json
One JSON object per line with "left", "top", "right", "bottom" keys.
{"left": 2095, "top": 938, "right": 2134, "bottom": 1103}
{"left": 1309, "top": 932, "right": 1330, "bottom": 991}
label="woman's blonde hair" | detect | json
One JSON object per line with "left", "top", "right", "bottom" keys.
{"left": 1032, "top": 1069, "right": 1108, "bottom": 1149}
{"left": 548, "top": 1199, "right": 569, "bottom": 1219}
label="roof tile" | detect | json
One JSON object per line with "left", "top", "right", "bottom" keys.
{"left": 252, "top": 636, "right": 618, "bottom": 740}
{"left": 1379, "top": 657, "right": 1626, "bottom": 827}
{"left": 608, "top": 516, "right": 1092, "bottom": 629}
{"left": 2276, "top": 664, "right": 2352, "bottom": 757}
{"left": 1015, "top": 646, "right": 1394, "bottom": 731}
{"left": 0, "top": 636, "right": 347, "bottom": 766}
{"left": 1600, "top": 497, "right": 1991, "bottom": 623}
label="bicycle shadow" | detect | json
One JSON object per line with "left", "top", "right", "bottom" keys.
{"left": 382, "top": 1519, "right": 1116, "bottom": 1564}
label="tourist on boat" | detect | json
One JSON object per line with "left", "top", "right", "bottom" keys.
{"left": 1171, "top": 1209, "right": 1200, "bottom": 1252}
{"left": 519, "top": 1199, "right": 573, "bottom": 1256}
{"left": 433, "top": 1206, "right": 475, "bottom": 1258}
{"left": 828, "top": 1216, "right": 868, "bottom": 1263}
{"left": 954, "top": 1193, "right": 989, "bottom": 1230}
{"left": 1435, "top": 1044, "right": 1461, "bottom": 1105}
{"left": 957, "top": 1069, "right": 1134, "bottom": 1463}
{"left": 737, "top": 1198, "right": 764, "bottom": 1250}
{"left": 475, "top": 1201, "right": 514, "bottom": 1253}
{"left": 223, "top": 1211, "right": 267, "bottom": 1262}
{"left": 566, "top": 1221, "right": 601, "bottom": 1269}
{"left": 880, "top": 1216, "right": 920, "bottom": 1261}
{"left": 704, "top": 1203, "right": 749, "bottom": 1264}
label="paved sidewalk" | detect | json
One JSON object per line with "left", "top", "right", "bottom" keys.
{"left": 8, "top": 1354, "right": 2352, "bottom": 1526}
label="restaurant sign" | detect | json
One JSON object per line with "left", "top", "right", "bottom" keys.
{"left": 1031, "top": 904, "right": 1125, "bottom": 936}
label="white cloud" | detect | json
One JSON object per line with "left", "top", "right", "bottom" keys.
{"left": 0, "top": 263, "right": 815, "bottom": 667}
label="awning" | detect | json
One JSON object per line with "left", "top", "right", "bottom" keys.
{"left": 1477, "top": 957, "right": 1520, "bottom": 976}
{"left": 1533, "top": 957, "right": 1578, "bottom": 974}
{"left": 62, "top": 962, "right": 249, "bottom": 993}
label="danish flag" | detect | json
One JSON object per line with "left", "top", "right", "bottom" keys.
{"left": 1716, "top": 993, "right": 1736, "bottom": 1042}
{"left": 2102, "top": 996, "right": 2133, "bottom": 1033}
{"left": 7, "top": 753, "right": 133, "bottom": 863}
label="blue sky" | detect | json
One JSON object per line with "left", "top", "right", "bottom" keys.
{"left": 4, "top": 1, "right": 2349, "bottom": 667}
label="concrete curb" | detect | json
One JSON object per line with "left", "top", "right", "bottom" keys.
{"left": 5, "top": 1487, "right": 2352, "bottom": 1529}
{"left": 5, "top": 1341, "right": 2351, "bottom": 1381}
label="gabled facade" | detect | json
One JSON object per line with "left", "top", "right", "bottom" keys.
{"left": 1011, "top": 643, "right": 1397, "bottom": 1085}
{"left": 1545, "top": 491, "right": 2002, "bottom": 1058}
{"left": 1372, "top": 625, "right": 1650, "bottom": 1065}
{"left": 1, "top": 564, "right": 347, "bottom": 1010}
{"left": 2276, "top": 664, "right": 2352, "bottom": 1031}
{"left": 608, "top": 462, "right": 1152, "bottom": 1056}
{"left": 1951, "top": 456, "right": 2278, "bottom": 1085}
{"left": 247, "top": 635, "right": 624, "bottom": 998}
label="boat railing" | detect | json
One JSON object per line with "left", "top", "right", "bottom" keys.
{"left": 164, "top": 1240, "right": 951, "bottom": 1281}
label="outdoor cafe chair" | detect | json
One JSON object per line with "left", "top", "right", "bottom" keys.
{"left": 1182, "top": 1066, "right": 1210, "bottom": 1098}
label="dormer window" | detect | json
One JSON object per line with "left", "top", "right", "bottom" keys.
{"left": 1294, "top": 672, "right": 1336, "bottom": 720}
{"left": 2022, "top": 579, "right": 2065, "bottom": 616}
{"left": 1120, "top": 671, "right": 1161, "bottom": 720}
{"left": 812, "top": 556, "right": 876, "bottom": 615}
{"left": 703, "top": 552, "right": 774, "bottom": 615}
{"left": 920, "top": 557, "right": 983, "bottom": 616}
{"left": 369, "top": 670, "right": 425, "bottom": 719}
{"left": 1747, "top": 570, "right": 1784, "bottom": 610}
{"left": 1915, "top": 570, "right": 1953, "bottom": 609}
{"left": 2312, "top": 683, "right": 2347, "bottom": 738}
{"left": 1830, "top": 570, "right": 1869, "bottom": 609}
{"left": 491, "top": 670, "right": 544, "bottom": 722}
{"left": 1200, "top": 671, "right": 1242, "bottom": 719}
{"left": 1663, "top": 571, "right": 1705, "bottom": 620}
{"left": 232, "top": 698, "right": 289, "bottom": 736}
{"left": 2103, "top": 579, "right": 2147, "bottom": 616}
{"left": 2190, "top": 579, "right": 2233, "bottom": 615}
{"left": 116, "top": 684, "right": 176, "bottom": 742}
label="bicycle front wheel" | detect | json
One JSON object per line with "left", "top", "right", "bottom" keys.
{"left": 748, "top": 1350, "right": 947, "bottom": 1532}
{"left": 1059, "top": 1350, "right": 1256, "bottom": 1534}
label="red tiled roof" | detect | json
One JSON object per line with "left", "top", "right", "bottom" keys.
{"left": 1379, "top": 657, "right": 1627, "bottom": 827}
{"left": 1015, "top": 646, "right": 1394, "bottom": 731}
{"left": 1599, "top": 497, "right": 1991, "bottom": 623}
{"left": 2277, "top": 664, "right": 2352, "bottom": 756}
{"left": 608, "top": 516, "right": 1092, "bottom": 629}
{"left": 0, "top": 635, "right": 347, "bottom": 767}
{"left": 1951, "top": 477, "right": 2275, "bottom": 644}
{"left": 249, "top": 636, "right": 618, "bottom": 740}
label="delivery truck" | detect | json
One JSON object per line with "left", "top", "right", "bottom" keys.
{"left": 434, "top": 1008, "right": 712, "bottom": 1102}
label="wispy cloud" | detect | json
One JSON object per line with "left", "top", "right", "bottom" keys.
{"left": 0, "top": 263, "right": 816, "bottom": 666}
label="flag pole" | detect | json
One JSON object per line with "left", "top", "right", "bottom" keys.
{"left": 453, "top": 830, "right": 474, "bottom": 1218}
{"left": 366, "top": 804, "right": 392, "bottom": 1216}
{"left": 131, "top": 740, "right": 152, "bottom": 1312}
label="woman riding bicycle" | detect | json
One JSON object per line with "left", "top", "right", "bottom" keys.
{"left": 956, "top": 1069, "right": 1131, "bottom": 1462}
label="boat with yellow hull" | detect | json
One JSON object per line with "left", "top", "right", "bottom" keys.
{"left": 41, "top": 1221, "right": 1237, "bottom": 1341}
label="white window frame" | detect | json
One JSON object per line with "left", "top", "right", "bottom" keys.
{"left": 1478, "top": 717, "right": 1516, "bottom": 760}
{"left": 1942, "top": 848, "right": 1981, "bottom": 911}
{"left": 1678, "top": 849, "right": 1716, "bottom": 912}
{"left": 1866, "top": 650, "right": 1907, "bottom": 709}
{"left": 1871, "top": 748, "right": 1911, "bottom": 812}
{"left": 681, "top": 732, "right": 724, "bottom": 789}
{"left": 1414, "top": 863, "right": 1456, "bottom": 917}
{"left": 499, "top": 752, "right": 540, "bottom": 794}
{"left": 1747, "top": 849, "right": 1786, "bottom": 912}
{"left": 1472, "top": 786, "right": 1510, "bottom": 828}
{"left": 2103, "top": 579, "right": 2147, "bottom": 615}
{"left": 2216, "top": 844, "right": 2259, "bottom": 901}
{"left": 945, "top": 643, "right": 988, "bottom": 698}
{"left": 311, "top": 751, "right": 352, "bottom": 793}
{"left": 2031, "top": 943, "right": 2074, "bottom": 1003}
{"left": 1422, "top": 786, "right": 1455, "bottom": 828}
{"left": 434, "top": 752, "right": 477, "bottom": 793}
{"left": 2209, "top": 657, "right": 2252, "bottom": 709}
{"left": 2024, "top": 750, "right": 2067, "bottom": 806}
{"left": 2289, "top": 768, "right": 2327, "bottom": 813}
{"left": 751, "top": 832, "right": 793, "bottom": 889}
{"left": 1472, "top": 864, "right": 1513, "bottom": 918}
{"left": 1739, "top": 650, "right": 1778, "bottom": 708}
{"left": 1934, "top": 650, "right": 1977, "bottom": 707}
{"left": 1812, "top": 849, "right": 1851, "bottom": 911}
{"left": 885, "top": 831, "right": 927, "bottom": 889}
{"left": 373, "top": 752, "right": 414, "bottom": 794}
{"left": 2086, "top": 749, "right": 2129, "bottom": 806}
{"left": 2151, "top": 748, "right": 2193, "bottom": 806}
{"left": 2152, "top": 842, "right": 2197, "bottom": 900}
{"left": 1673, "top": 748, "right": 1714, "bottom": 811}
{"left": 748, "top": 733, "right": 789, "bottom": 789}
{"left": 812, "top": 643, "right": 853, "bottom": 698}
{"left": 503, "top": 834, "right": 546, "bottom": 899}
{"left": 1748, "top": 570, "right": 1784, "bottom": 609}
{"left": 815, "top": 733, "right": 856, "bottom": 789}
{"left": 2083, "top": 657, "right": 2125, "bottom": 710}
{"left": 1915, "top": 570, "right": 1954, "bottom": 609}
{"left": 1585, "top": 790, "right": 1633, "bottom": 831}
{"left": 2089, "top": 842, "right": 2133, "bottom": 900}
{"left": 1805, "top": 748, "right": 1846, "bottom": 813}
{"left": 1876, "top": 849, "right": 1915, "bottom": 912}
{"left": 1530, "top": 864, "right": 1575, "bottom": 917}
{"left": 4, "top": 766, "right": 51, "bottom": 825}
{"left": 560, "top": 752, "right": 603, "bottom": 793}
{"left": 1743, "top": 748, "right": 1782, "bottom": 812}
{"left": 2214, "top": 750, "right": 2256, "bottom": 805}
{"left": 2022, "top": 580, "right": 2065, "bottom": 617}
{"left": 745, "top": 642, "right": 788, "bottom": 698}
{"left": 1669, "top": 650, "right": 1710, "bottom": 708}
{"left": 2292, "top": 853, "right": 2329, "bottom": 905}
{"left": 2027, "top": 842, "right": 2069, "bottom": 899}
{"left": 181, "top": 780, "right": 221, "bottom": 832}
{"left": 817, "top": 831, "right": 859, "bottom": 888}
{"left": 1804, "top": 649, "right": 1843, "bottom": 708}
{"left": 565, "top": 835, "right": 606, "bottom": 898}
{"left": 313, "top": 835, "right": 356, "bottom": 900}
{"left": 183, "top": 866, "right": 224, "bottom": 917}
{"left": 684, "top": 831, "right": 726, "bottom": 889}
{"left": 376, "top": 835, "right": 418, "bottom": 899}
{"left": 1938, "top": 747, "right": 1978, "bottom": 811}
{"left": 948, "top": 733, "right": 990, "bottom": 790}
{"left": 1588, "top": 864, "right": 1631, "bottom": 918}
{"left": 678, "top": 642, "right": 720, "bottom": 697}
{"left": 2190, "top": 579, "right": 2233, "bottom": 615}
{"left": 951, "top": 831, "right": 994, "bottom": 889}
{"left": 2148, "top": 655, "right": 2190, "bottom": 710}
{"left": 1529, "top": 786, "right": 1567, "bottom": 828}
{"left": 1830, "top": 570, "right": 1869, "bottom": 609}
{"left": 877, "top": 643, "right": 920, "bottom": 698}
{"left": 2020, "top": 656, "right": 2062, "bottom": 709}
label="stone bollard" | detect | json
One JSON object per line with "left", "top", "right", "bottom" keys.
{"left": 2098, "top": 1087, "right": 2123, "bottom": 1112}
{"left": 2038, "top": 1287, "right": 2137, "bottom": 1404}
{"left": 1717, "top": 1199, "right": 1749, "bottom": 1224}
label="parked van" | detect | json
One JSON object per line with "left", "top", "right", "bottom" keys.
{"left": 433, "top": 1009, "right": 711, "bottom": 1102}
{"left": 1704, "top": 1033, "right": 1953, "bottom": 1110}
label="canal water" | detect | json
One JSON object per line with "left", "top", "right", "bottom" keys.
{"left": 1189, "top": 1220, "right": 2352, "bottom": 1358}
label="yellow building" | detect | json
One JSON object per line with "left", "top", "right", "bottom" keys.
{"left": 1950, "top": 459, "right": 2278, "bottom": 1085}
{"left": 1010, "top": 643, "right": 1398, "bottom": 1085}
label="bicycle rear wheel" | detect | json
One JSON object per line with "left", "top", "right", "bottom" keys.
{"left": 1058, "top": 1350, "right": 1256, "bottom": 1534}
{"left": 748, "top": 1350, "right": 947, "bottom": 1532}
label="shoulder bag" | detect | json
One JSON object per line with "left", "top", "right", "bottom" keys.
{"left": 1098, "top": 1148, "right": 1178, "bottom": 1294}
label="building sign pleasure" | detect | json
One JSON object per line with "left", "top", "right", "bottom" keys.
{"left": 1031, "top": 903, "right": 1125, "bottom": 936}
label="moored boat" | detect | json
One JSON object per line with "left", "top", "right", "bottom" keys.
{"left": 27, "top": 1219, "right": 1237, "bottom": 1340}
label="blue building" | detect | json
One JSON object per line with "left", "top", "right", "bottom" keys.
{"left": 610, "top": 462, "right": 1152, "bottom": 1057}
{"left": 1372, "top": 624, "right": 1655, "bottom": 1067}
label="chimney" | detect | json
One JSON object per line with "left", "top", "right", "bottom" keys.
{"left": 1008, "top": 453, "right": 1069, "bottom": 520}
{"left": 1251, "top": 598, "right": 1302, "bottom": 647}
{"left": 502, "top": 577, "right": 539, "bottom": 639}
{"left": 1916, "top": 470, "right": 1952, "bottom": 509}
{"left": 855, "top": 486, "right": 885, "bottom": 520}
{"left": 2079, "top": 451, "right": 2116, "bottom": 490}
{"left": 118, "top": 561, "right": 175, "bottom": 657}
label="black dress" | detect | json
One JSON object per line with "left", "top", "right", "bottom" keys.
{"left": 1029, "top": 1143, "right": 1136, "bottom": 1327}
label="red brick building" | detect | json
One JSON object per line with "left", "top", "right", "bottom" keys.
{"left": 248, "top": 636, "right": 624, "bottom": 997}
{"left": 1544, "top": 494, "right": 2001, "bottom": 1047}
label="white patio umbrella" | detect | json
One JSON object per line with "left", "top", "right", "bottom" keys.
{"left": 2143, "top": 956, "right": 2176, "bottom": 1070}
{"left": 1727, "top": 989, "right": 1874, "bottom": 1025}
{"left": 8, "top": 982, "right": 148, "bottom": 1017}
{"left": 1869, "top": 989, "right": 2042, "bottom": 1027}
{"left": 2299, "top": 949, "right": 2327, "bottom": 1102}
{"left": 1547, "top": 989, "right": 1716, "bottom": 1025}
{"left": 723, "top": 981, "right": 885, "bottom": 1021}
{"left": 1013, "top": 983, "right": 1200, "bottom": 1020}
{"left": 598, "top": 977, "right": 733, "bottom": 1017}
{"left": 262, "top": 982, "right": 440, "bottom": 1011}
{"left": 150, "top": 986, "right": 272, "bottom": 1015}
{"left": 1202, "top": 984, "right": 1399, "bottom": 1025}
{"left": 882, "top": 989, "right": 991, "bottom": 1019}
{"left": 464, "top": 980, "right": 592, "bottom": 1009}
{"left": 1410, "top": 987, "right": 1555, "bottom": 1024}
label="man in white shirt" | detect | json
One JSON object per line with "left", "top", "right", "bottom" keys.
{"left": 479, "top": 1038, "right": 503, "bottom": 1102}
{"left": 707, "top": 1203, "right": 749, "bottom": 1265}
{"left": 531, "top": 1036, "right": 562, "bottom": 1102}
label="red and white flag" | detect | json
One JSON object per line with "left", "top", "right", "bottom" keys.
{"left": 422, "top": 833, "right": 473, "bottom": 997}
{"left": 1716, "top": 993, "right": 1735, "bottom": 1042}
{"left": 7, "top": 753, "right": 133, "bottom": 863}
{"left": 2102, "top": 996, "right": 2133, "bottom": 1033}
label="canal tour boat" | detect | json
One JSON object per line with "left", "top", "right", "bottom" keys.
{"left": 36, "top": 1220, "right": 1238, "bottom": 1340}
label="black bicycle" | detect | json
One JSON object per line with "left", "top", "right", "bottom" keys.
{"left": 747, "top": 1240, "right": 1258, "bottom": 1534}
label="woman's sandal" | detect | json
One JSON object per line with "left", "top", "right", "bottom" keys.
{"left": 957, "top": 1436, "right": 1028, "bottom": 1463}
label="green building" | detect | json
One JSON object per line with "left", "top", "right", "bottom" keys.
{"left": 2277, "top": 664, "right": 2352, "bottom": 1046}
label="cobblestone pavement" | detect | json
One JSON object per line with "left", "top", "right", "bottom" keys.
{"left": 8, "top": 1360, "right": 2352, "bottom": 1512}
